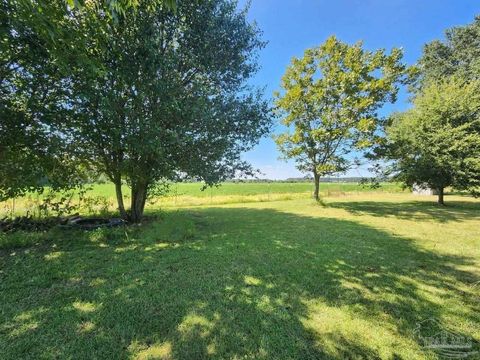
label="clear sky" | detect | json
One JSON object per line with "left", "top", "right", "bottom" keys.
{"left": 239, "top": 0, "right": 479, "bottom": 179}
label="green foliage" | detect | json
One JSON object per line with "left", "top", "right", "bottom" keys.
{"left": 0, "top": 0, "right": 86, "bottom": 200}
{"left": 66, "top": 0, "right": 271, "bottom": 221}
{"left": 79, "top": 195, "right": 113, "bottom": 216}
{"left": 37, "top": 190, "right": 78, "bottom": 218}
{"left": 417, "top": 15, "right": 480, "bottom": 89}
{"left": 83, "top": 0, "right": 270, "bottom": 221}
{"left": 1, "top": 0, "right": 272, "bottom": 222}
{"left": 274, "top": 36, "right": 408, "bottom": 199}
{"left": 383, "top": 77, "right": 480, "bottom": 201}
{"left": 373, "top": 16, "right": 480, "bottom": 204}
{"left": 66, "top": 0, "right": 178, "bottom": 19}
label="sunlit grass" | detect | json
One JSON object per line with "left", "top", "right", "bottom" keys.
{"left": 0, "top": 181, "right": 404, "bottom": 217}
{"left": 87, "top": 181, "right": 403, "bottom": 198}
{"left": 0, "top": 193, "right": 479, "bottom": 359}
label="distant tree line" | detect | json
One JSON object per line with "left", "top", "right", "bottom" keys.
{"left": 219, "top": 177, "right": 379, "bottom": 183}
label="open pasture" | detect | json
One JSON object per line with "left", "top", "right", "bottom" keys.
{"left": 0, "top": 182, "right": 404, "bottom": 217}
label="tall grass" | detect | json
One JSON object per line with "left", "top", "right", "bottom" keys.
{"left": 0, "top": 182, "right": 405, "bottom": 218}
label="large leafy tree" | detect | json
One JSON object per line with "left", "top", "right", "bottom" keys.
{"left": 1, "top": 0, "right": 178, "bottom": 202}
{"left": 68, "top": 0, "right": 271, "bottom": 222}
{"left": 1, "top": 0, "right": 271, "bottom": 221}
{"left": 381, "top": 78, "right": 480, "bottom": 205}
{"left": 274, "top": 36, "right": 408, "bottom": 201}
{"left": 372, "top": 15, "right": 480, "bottom": 205}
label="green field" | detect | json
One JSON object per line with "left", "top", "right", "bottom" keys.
{"left": 1, "top": 191, "right": 479, "bottom": 359}
{"left": 0, "top": 182, "right": 405, "bottom": 217}
{"left": 89, "top": 181, "right": 403, "bottom": 197}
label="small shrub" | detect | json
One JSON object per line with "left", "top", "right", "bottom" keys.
{"left": 79, "top": 196, "right": 113, "bottom": 216}
{"left": 38, "top": 191, "right": 78, "bottom": 218}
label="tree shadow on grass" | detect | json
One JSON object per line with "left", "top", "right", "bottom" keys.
{"left": 0, "top": 206, "right": 479, "bottom": 359}
{"left": 327, "top": 197, "right": 480, "bottom": 223}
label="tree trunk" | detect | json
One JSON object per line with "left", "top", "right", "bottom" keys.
{"left": 130, "top": 182, "right": 148, "bottom": 223}
{"left": 114, "top": 177, "right": 128, "bottom": 220}
{"left": 313, "top": 172, "right": 320, "bottom": 201}
{"left": 437, "top": 187, "right": 445, "bottom": 205}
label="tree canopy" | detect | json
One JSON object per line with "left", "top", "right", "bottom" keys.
{"left": 417, "top": 15, "right": 480, "bottom": 89}
{"left": 0, "top": 0, "right": 86, "bottom": 200}
{"left": 381, "top": 78, "right": 480, "bottom": 205}
{"left": 274, "top": 36, "right": 408, "bottom": 200}
{"left": 1, "top": 0, "right": 272, "bottom": 221}
{"left": 372, "top": 16, "right": 480, "bottom": 205}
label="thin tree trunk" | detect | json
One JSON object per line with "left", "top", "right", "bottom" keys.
{"left": 130, "top": 182, "right": 148, "bottom": 223}
{"left": 114, "top": 177, "right": 128, "bottom": 220}
{"left": 437, "top": 187, "right": 445, "bottom": 205}
{"left": 313, "top": 172, "right": 320, "bottom": 201}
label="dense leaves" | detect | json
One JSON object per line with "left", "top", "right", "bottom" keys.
{"left": 381, "top": 78, "right": 480, "bottom": 204}
{"left": 274, "top": 36, "right": 408, "bottom": 200}
{"left": 68, "top": 1, "right": 271, "bottom": 221}
{"left": 417, "top": 16, "right": 480, "bottom": 89}
{"left": 1, "top": 0, "right": 272, "bottom": 221}
{"left": 376, "top": 16, "right": 480, "bottom": 205}
{"left": 0, "top": 0, "right": 87, "bottom": 200}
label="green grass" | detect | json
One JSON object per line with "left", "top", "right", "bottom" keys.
{"left": 0, "top": 182, "right": 405, "bottom": 217}
{"left": 88, "top": 181, "right": 403, "bottom": 198}
{"left": 1, "top": 193, "right": 479, "bottom": 359}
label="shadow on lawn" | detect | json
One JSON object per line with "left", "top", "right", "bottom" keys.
{"left": 1, "top": 206, "right": 479, "bottom": 359}
{"left": 328, "top": 197, "right": 480, "bottom": 223}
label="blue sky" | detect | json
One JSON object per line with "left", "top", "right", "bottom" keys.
{"left": 239, "top": 0, "right": 479, "bottom": 179}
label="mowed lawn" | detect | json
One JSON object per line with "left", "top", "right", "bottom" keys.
{"left": 1, "top": 193, "right": 479, "bottom": 359}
